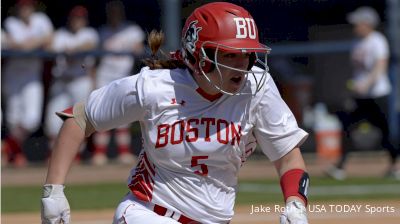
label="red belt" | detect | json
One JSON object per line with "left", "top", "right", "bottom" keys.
{"left": 153, "top": 204, "right": 200, "bottom": 224}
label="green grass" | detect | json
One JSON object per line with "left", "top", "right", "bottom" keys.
{"left": 2, "top": 183, "right": 128, "bottom": 213}
{"left": 2, "top": 177, "right": 400, "bottom": 213}
{"left": 240, "top": 176, "right": 400, "bottom": 185}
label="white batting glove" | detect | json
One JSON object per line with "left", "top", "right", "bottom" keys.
{"left": 41, "top": 184, "right": 70, "bottom": 224}
{"left": 280, "top": 200, "right": 308, "bottom": 224}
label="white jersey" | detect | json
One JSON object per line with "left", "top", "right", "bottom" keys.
{"left": 46, "top": 27, "right": 98, "bottom": 137}
{"left": 85, "top": 67, "right": 308, "bottom": 223}
{"left": 3, "top": 13, "right": 53, "bottom": 132}
{"left": 351, "top": 31, "right": 391, "bottom": 98}
{"left": 52, "top": 27, "right": 99, "bottom": 78}
{"left": 96, "top": 25, "right": 145, "bottom": 87}
{"left": 4, "top": 12, "right": 53, "bottom": 44}
{"left": 3, "top": 12, "right": 53, "bottom": 87}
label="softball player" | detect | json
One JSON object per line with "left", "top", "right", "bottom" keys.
{"left": 45, "top": 5, "right": 98, "bottom": 148}
{"left": 91, "top": 0, "right": 145, "bottom": 166}
{"left": 41, "top": 2, "right": 310, "bottom": 224}
{"left": 327, "top": 6, "right": 399, "bottom": 180}
{"left": 2, "top": 0, "right": 53, "bottom": 167}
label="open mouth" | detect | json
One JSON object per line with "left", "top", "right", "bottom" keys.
{"left": 230, "top": 76, "right": 243, "bottom": 84}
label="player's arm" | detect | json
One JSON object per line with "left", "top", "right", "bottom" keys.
{"left": 368, "top": 58, "right": 388, "bottom": 82}
{"left": 274, "top": 147, "right": 309, "bottom": 224}
{"left": 42, "top": 74, "right": 145, "bottom": 223}
{"left": 41, "top": 118, "right": 84, "bottom": 222}
{"left": 274, "top": 147, "right": 308, "bottom": 205}
{"left": 353, "top": 58, "right": 388, "bottom": 94}
{"left": 66, "top": 29, "right": 98, "bottom": 53}
{"left": 5, "top": 18, "right": 53, "bottom": 51}
{"left": 45, "top": 118, "right": 86, "bottom": 185}
{"left": 42, "top": 104, "right": 94, "bottom": 224}
{"left": 5, "top": 30, "right": 51, "bottom": 50}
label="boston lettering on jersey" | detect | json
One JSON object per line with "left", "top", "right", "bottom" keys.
{"left": 155, "top": 117, "right": 242, "bottom": 148}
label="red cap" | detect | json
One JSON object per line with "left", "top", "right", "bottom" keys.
{"left": 69, "top": 5, "right": 88, "bottom": 18}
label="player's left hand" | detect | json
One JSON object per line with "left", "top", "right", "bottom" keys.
{"left": 41, "top": 184, "right": 70, "bottom": 224}
{"left": 280, "top": 200, "right": 308, "bottom": 224}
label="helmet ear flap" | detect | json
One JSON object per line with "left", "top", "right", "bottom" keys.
{"left": 184, "top": 49, "right": 196, "bottom": 64}
{"left": 200, "top": 48, "right": 215, "bottom": 73}
{"left": 247, "top": 52, "right": 256, "bottom": 70}
{"left": 200, "top": 59, "right": 214, "bottom": 73}
{"left": 183, "top": 48, "right": 215, "bottom": 73}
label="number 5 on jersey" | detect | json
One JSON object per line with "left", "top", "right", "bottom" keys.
{"left": 191, "top": 156, "right": 209, "bottom": 176}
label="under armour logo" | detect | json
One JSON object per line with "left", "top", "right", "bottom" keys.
{"left": 171, "top": 98, "right": 186, "bottom": 106}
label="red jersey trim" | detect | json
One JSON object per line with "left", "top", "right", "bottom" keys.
{"left": 55, "top": 106, "right": 74, "bottom": 121}
{"left": 196, "top": 88, "right": 223, "bottom": 102}
{"left": 128, "top": 152, "right": 155, "bottom": 202}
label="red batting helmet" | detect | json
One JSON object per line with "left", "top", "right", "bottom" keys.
{"left": 181, "top": 2, "right": 270, "bottom": 95}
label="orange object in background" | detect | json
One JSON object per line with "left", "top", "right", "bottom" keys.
{"left": 315, "top": 130, "right": 342, "bottom": 160}
{"left": 312, "top": 103, "right": 342, "bottom": 161}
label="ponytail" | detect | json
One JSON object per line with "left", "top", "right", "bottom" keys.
{"left": 143, "top": 30, "right": 187, "bottom": 70}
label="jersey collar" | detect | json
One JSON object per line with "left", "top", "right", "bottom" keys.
{"left": 195, "top": 87, "right": 223, "bottom": 102}
{"left": 184, "top": 68, "right": 223, "bottom": 102}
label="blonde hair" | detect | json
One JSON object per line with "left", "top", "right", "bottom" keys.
{"left": 143, "top": 30, "right": 187, "bottom": 70}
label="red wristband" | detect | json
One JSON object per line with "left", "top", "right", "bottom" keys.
{"left": 280, "top": 169, "right": 309, "bottom": 205}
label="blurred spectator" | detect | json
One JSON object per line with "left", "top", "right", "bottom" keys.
{"left": 45, "top": 5, "right": 98, "bottom": 160}
{"left": 327, "top": 6, "right": 399, "bottom": 180}
{"left": 1, "top": 0, "right": 53, "bottom": 167}
{"left": 1, "top": 29, "right": 10, "bottom": 49}
{"left": 91, "top": 0, "right": 145, "bottom": 166}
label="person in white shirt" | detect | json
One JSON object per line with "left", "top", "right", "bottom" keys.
{"left": 41, "top": 2, "right": 310, "bottom": 224}
{"left": 91, "top": 0, "right": 145, "bottom": 166}
{"left": 327, "top": 6, "right": 399, "bottom": 180}
{"left": 45, "top": 5, "right": 99, "bottom": 156}
{"left": 2, "top": 0, "right": 53, "bottom": 167}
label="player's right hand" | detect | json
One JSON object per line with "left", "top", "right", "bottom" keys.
{"left": 41, "top": 184, "right": 70, "bottom": 224}
{"left": 279, "top": 200, "right": 308, "bottom": 224}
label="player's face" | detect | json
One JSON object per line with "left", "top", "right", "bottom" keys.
{"left": 210, "top": 51, "right": 250, "bottom": 93}
{"left": 18, "top": 5, "right": 34, "bottom": 21}
{"left": 69, "top": 17, "right": 87, "bottom": 32}
{"left": 353, "top": 23, "right": 373, "bottom": 37}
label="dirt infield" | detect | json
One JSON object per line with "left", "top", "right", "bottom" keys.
{"left": 2, "top": 151, "right": 399, "bottom": 223}
{"left": 233, "top": 200, "right": 400, "bottom": 224}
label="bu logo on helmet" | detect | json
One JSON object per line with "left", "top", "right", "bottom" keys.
{"left": 233, "top": 17, "right": 256, "bottom": 39}
{"left": 184, "top": 20, "right": 202, "bottom": 53}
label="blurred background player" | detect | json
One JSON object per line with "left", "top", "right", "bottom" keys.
{"left": 45, "top": 5, "right": 98, "bottom": 160}
{"left": 327, "top": 6, "right": 399, "bottom": 180}
{"left": 1, "top": 0, "right": 53, "bottom": 167}
{"left": 91, "top": 0, "right": 145, "bottom": 166}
